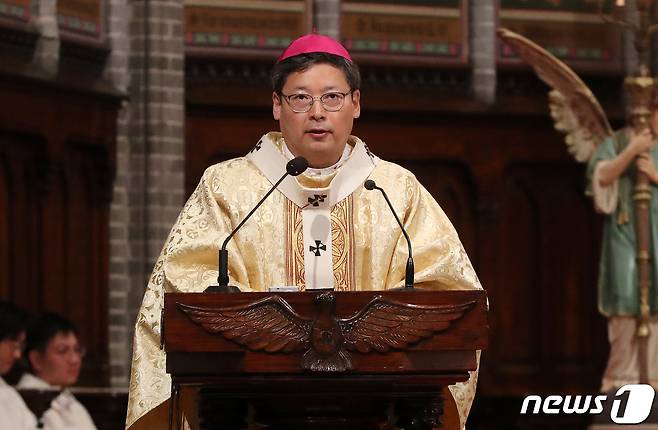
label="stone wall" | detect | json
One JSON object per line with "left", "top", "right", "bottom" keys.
{"left": 106, "top": 0, "right": 185, "bottom": 386}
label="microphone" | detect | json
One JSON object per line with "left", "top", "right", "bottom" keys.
{"left": 206, "top": 156, "right": 309, "bottom": 293}
{"left": 364, "top": 179, "right": 414, "bottom": 289}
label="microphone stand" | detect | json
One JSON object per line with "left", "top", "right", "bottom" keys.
{"left": 206, "top": 156, "right": 308, "bottom": 293}
{"left": 364, "top": 180, "right": 414, "bottom": 290}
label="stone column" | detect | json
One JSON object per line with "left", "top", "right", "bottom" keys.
{"left": 31, "top": 0, "right": 58, "bottom": 74}
{"left": 470, "top": 0, "right": 496, "bottom": 104}
{"left": 314, "top": 0, "right": 340, "bottom": 38}
{"left": 103, "top": 0, "right": 133, "bottom": 387}
{"left": 106, "top": 0, "right": 185, "bottom": 386}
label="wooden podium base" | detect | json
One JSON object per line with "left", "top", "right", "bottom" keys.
{"left": 197, "top": 382, "right": 445, "bottom": 430}
{"left": 164, "top": 290, "right": 488, "bottom": 430}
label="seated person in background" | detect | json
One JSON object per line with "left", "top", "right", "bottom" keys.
{"left": 18, "top": 312, "right": 97, "bottom": 430}
{"left": 0, "top": 300, "right": 37, "bottom": 428}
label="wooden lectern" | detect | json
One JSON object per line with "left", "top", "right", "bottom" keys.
{"left": 163, "top": 288, "right": 488, "bottom": 430}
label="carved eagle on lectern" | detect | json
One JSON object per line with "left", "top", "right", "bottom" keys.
{"left": 177, "top": 292, "right": 475, "bottom": 372}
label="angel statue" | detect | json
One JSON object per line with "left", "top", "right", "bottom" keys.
{"left": 498, "top": 28, "right": 658, "bottom": 392}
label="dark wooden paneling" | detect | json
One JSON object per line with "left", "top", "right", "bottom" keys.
{"left": 0, "top": 152, "right": 7, "bottom": 298}
{"left": 0, "top": 136, "right": 46, "bottom": 307}
{"left": 491, "top": 167, "right": 542, "bottom": 375}
{"left": 486, "top": 163, "right": 605, "bottom": 394}
{"left": 185, "top": 103, "right": 609, "bottom": 396}
{"left": 186, "top": 107, "right": 278, "bottom": 193}
{"left": 399, "top": 161, "right": 477, "bottom": 257}
{"left": 0, "top": 78, "right": 118, "bottom": 385}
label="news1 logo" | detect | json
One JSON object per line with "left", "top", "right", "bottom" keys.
{"left": 521, "top": 384, "right": 655, "bottom": 424}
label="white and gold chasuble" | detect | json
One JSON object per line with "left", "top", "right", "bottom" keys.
{"left": 246, "top": 132, "right": 378, "bottom": 290}
{"left": 127, "top": 132, "right": 483, "bottom": 430}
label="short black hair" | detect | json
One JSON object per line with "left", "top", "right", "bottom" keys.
{"left": 24, "top": 313, "right": 79, "bottom": 355}
{"left": 271, "top": 52, "right": 361, "bottom": 94}
{"left": 0, "top": 301, "right": 30, "bottom": 341}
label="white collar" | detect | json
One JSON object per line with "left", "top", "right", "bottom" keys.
{"left": 18, "top": 373, "right": 77, "bottom": 407}
{"left": 282, "top": 141, "right": 352, "bottom": 177}
{"left": 248, "top": 132, "right": 378, "bottom": 208}
{"left": 18, "top": 373, "right": 59, "bottom": 390}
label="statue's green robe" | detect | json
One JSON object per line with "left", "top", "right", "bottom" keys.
{"left": 587, "top": 129, "right": 658, "bottom": 316}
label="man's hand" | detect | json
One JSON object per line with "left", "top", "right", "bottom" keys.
{"left": 636, "top": 153, "right": 658, "bottom": 184}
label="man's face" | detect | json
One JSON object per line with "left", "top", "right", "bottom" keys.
{"left": 0, "top": 332, "right": 24, "bottom": 376}
{"left": 29, "top": 332, "right": 83, "bottom": 387}
{"left": 273, "top": 63, "right": 361, "bottom": 168}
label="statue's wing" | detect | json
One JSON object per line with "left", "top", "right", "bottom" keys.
{"left": 498, "top": 28, "right": 614, "bottom": 162}
{"left": 339, "top": 297, "right": 476, "bottom": 353}
{"left": 177, "top": 296, "right": 311, "bottom": 353}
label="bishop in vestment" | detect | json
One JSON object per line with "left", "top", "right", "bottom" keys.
{"left": 126, "top": 34, "right": 483, "bottom": 429}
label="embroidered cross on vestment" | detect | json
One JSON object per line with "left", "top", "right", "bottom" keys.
{"left": 309, "top": 240, "right": 327, "bottom": 257}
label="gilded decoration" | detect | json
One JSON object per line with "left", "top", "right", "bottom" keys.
{"left": 286, "top": 196, "right": 355, "bottom": 291}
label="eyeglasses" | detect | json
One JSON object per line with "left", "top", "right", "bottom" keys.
{"left": 280, "top": 90, "right": 354, "bottom": 113}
